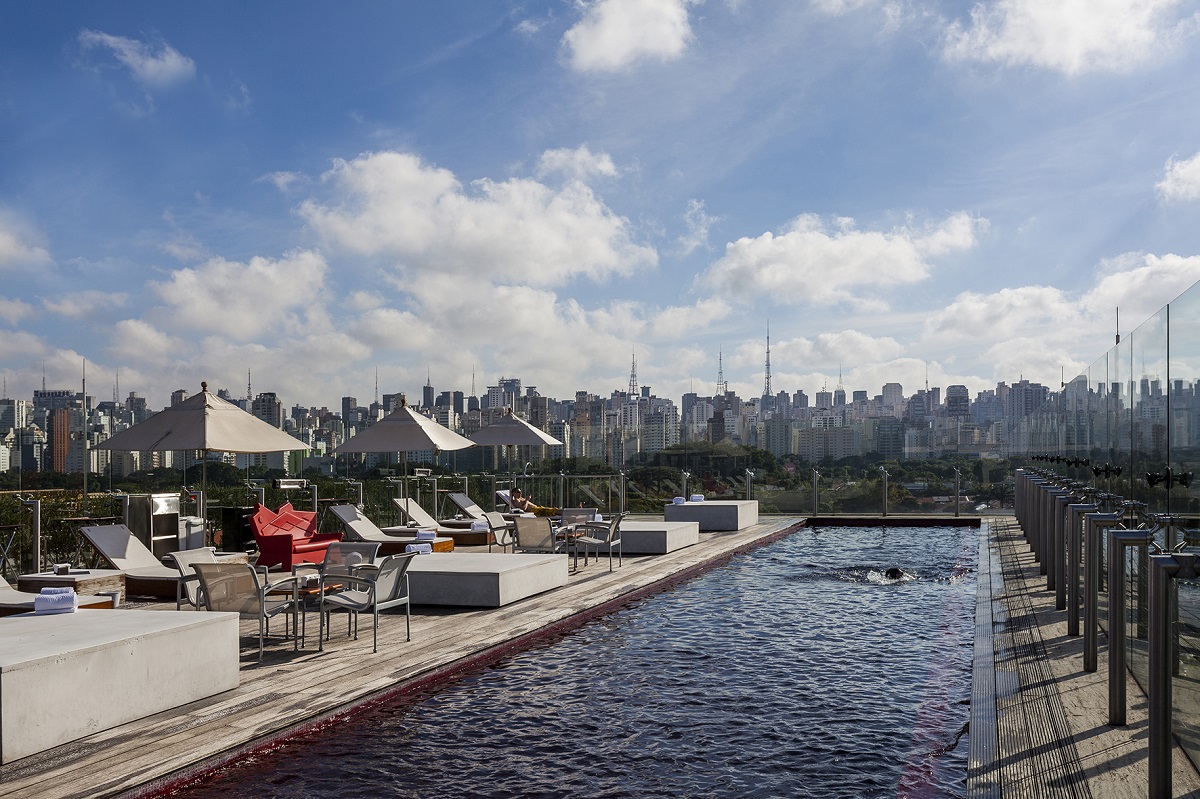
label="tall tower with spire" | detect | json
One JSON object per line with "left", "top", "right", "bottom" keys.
{"left": 717, "top": 351, "right": 727, "bottom": 397}
{"left": 628, "top": 349, "right": 638, "bottom": 399}
{"left": 761, "top": 322, "right": 775, "bottom": 412}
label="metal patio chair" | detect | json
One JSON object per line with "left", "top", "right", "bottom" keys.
{"left": 192, "top": 562, "right": 301, "bottom": 662}
{"left": 319, "top": 552, "right": 417, "bottom": 653}
{"left": 576, "top": 512, "right": 627, "bottom": 571}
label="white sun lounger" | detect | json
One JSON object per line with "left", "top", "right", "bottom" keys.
{"left": 81, "top": 524, "right": 242, "bottom": 597}
{"left": 329, "top": 505, "right": 453, "bottom": 554}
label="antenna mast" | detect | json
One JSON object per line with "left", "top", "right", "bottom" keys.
{"left": 763, "top": 321, "right": 772, "bottom": 399}
{"left": 628, "top": 348, "right": 638, "bottom": 398}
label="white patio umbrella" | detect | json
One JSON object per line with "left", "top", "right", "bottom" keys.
{"left": 468, "top": 408, "right": 562, "bottom": 490}
{"left": 331, "top": 396, "right": 474, "bottom": 497}
{"left": 94, "top": 382, "right": 310, "bottom": 516}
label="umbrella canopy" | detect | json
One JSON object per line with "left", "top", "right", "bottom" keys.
{"left": 95, "top": 383, "right": 309, "bottom": 454}
{"left": 468, "top": 410, "right": 562, "bottom": 447}
{"left": 94, "top": 382, "right": 309, "bottom": 520}
{"left": 332, "top": 401, "right": 474, "bottom": 455}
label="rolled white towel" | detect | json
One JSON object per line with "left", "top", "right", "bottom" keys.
{"left": 40, "top": 586, "right": 76, "bottom": 595}
{"left": 415, "top": 530, "right": 437, "bottom": 541}
{"left": 405, "top": 543, "right": 433, "bottom": 555}
{"left": 672, "top": 496, "right": 685, "bottom": 504}
{"left": 34, "top": 590, "right": 78, "bottom": 614}
{"left": 690, "top": 494, "right": 705, "bottom": 502}
{"left": 470, "top": 520, "right": 489, "bottom": 531}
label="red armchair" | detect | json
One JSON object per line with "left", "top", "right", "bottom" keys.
{"left": 250, "top": 502, "right": 342, "bottom": 571}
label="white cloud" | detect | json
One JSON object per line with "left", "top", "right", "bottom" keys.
{"left": 756, "top": 330, "right": 905, "bottom": 373}
{"left": 300, "top": 150, "right": 656, "bottom": 287}
{"left": 678, "top": 198, "right": 719, "bottom": 255}
{"left": 562, "top": 0, "right": 697, "bottom": 72}
{"left": 922, "top": 252, "right": 1200, "bottom": 385}
{"left": 1083, "top": 252, "right": 1200, "bottom": 321}
{"left": 701, "top": 212, "right": 981, "bottom": 307}
{"left": 108, "top": 319, "right": 181, "bottom": 365}
{"left": 1157, "top": 151, "right": 1200, "bottom": 202}
{"left": 42, "top": 291, "right": 129, "bottom": 319}
{"left": 0, "top": 222, "right": 52, "bottom": 270}
{"left": 78, "top": 30, "right": 196, "bottom": 89}
{"left": 535, "top": 145, "right": 618, "bottom": 181}
{"left": 943, "top": 0, "right": 1198, "bottom": 75}
{"left": 925, "top": 285, "right": 1074, "bottom": 339}
{"left": 0, "top": 298, "right": 33, "bottom": 325}
{"left": 150, "top": 250, "right": 328, "bottom": 339}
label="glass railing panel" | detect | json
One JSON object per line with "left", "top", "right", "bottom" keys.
{"left": 1174, "top": 567, "right": 1200, "bottom": 769}
{"left": 1167, "top": 286, "right": 1200, "bottom": 516}
{"left": 1130, "top": 308, "right": 1170, "bottom": 510}
{"left": 1126, "top": 542, "right": 1152, "bottom": 692}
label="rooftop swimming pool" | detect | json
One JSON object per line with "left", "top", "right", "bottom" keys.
{"left": 171, "top": 525, "right": 977, "bottom": 798}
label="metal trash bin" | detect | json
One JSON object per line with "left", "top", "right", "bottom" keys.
{"left": 179, "top": 516, "right": 206, "bottom": 551}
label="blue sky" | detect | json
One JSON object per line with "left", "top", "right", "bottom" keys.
{"left": 3, "top": 0, "right": 1200, "bottom": 412}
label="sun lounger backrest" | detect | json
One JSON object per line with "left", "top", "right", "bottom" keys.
{"left": 393, "top": 498, "right": 439, "bottom": 529}
{"left": 330, "top": 505, "right": 387, "bottom": 543}
{"left": 495, "top": 489, "right": 515, "bottom": 510}
{"left": 81, "top": 524, "right": 162, "bottom": 570}
{"left": 448, "top": 492, "right": 485, "bottom": 519}
{"left": 560, "top": 508, "right": 598, "bottom": 527}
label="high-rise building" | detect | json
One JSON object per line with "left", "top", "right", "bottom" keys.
{"left": 171, "top": 389, "right": 189, "bottom": 406}
{"left": 945, "top": 385, "right": 970, "bottom": 418}
{"left": 251, "top": 392, "right": 283, "bottom": 428}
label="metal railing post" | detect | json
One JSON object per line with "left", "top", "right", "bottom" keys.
{"left": 1147, "top": 553, "right": 1197, "bottom": 799}
{"left": 1083, "top": 510, "right": 1121, "bottom": 671}
{"left": 1107, "top": 525, "right": 1158, "bottom": 726}
{"left": 880, "top": 467, "right": 889, "bottom": 517}
{"left": 812, "top": 469, "right": 820, "bottom": 516}
{"left": 1066, "top": 500, "right": 1097, "bottom": 636}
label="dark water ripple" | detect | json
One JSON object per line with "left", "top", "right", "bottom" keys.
{"left": 171, "top": 526, "right": 976, "bottom": 799}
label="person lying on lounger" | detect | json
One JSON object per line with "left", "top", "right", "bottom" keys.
{"left": 509, "top": 488, "right": 559, "bottom": 517}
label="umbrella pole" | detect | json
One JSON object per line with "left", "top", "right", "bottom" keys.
{"left": 201, "top": 450, "right": 208, "bottom": 521}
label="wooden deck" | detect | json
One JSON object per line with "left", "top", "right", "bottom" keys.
{"left": 970, "top": 517, "right": 1200, "bottom": 798}
{"left": 0, "top": 516, "right": 803, "bottom": 799}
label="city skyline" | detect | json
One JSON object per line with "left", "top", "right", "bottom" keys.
{"left": 4, "top": 3, "right": 1200, "bottom": 412}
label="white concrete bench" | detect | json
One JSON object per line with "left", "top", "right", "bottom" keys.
{"left": 663, "top": 500, "right": 760, "bottom": 531}
{"left": 619, "top": 520, "right": 700, "bottom": 554}
{"left": 0, "top": 609, "right": 239, "bottom": 763}
{"left": 406, "top": 553, "right": 567, "bottom": 607}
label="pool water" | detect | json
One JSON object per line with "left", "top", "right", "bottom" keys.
{"left": 170, "top": 525, "right": 977, "bottom": 798}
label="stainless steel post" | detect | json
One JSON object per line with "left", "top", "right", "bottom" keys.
{"left": 1107, "top": 526, "right": 1158, "bottom": 726}
{"left": 1147, "top": 553, "right": 1196, "bottom": 799}
{"left": 1083, "top": 510, "right": 1121, "bottom": 671}
{"left": 310, "top": 484, "right": 318, "bottom": 514}
{"left": 1052, "top": 491, "right": 1075, "bottom": 603}
{"left": 21, "top": 497, "right": 41, "bottom": 573}
{"left": 1066, "top": 501, "right": 1096, "bottom": 636}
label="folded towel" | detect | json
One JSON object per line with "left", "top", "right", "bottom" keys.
{"left": 672, "top": 496, "right": 685, "bottom": 504}
{"left": 690, "top": 494, "right": 705, "bottom": 502}
{"left": 594, "top": 514, "right": 604, "bottom": 522}
{"left": 34, "top": 591, "right": 78, "bottom": 614}
{"left": 40, "top": 586, "right": 76, "bottom": 595}
{"left": 405, "top": 543, "right": 433, "bottom": 555}
{"left": 415, "top": 530, "right": 437, "bottom": 541}
{"left": 470, "top": 520, "right": 489, "bottom": 531}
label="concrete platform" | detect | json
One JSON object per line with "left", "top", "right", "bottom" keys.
{"left": 619, "top": 520, "right": 700, "bottom": 554}
{"left": 406, "top": 552, "right": 568, "bottom": 607}
{"left": 663, "top": 500, "right": 759, "bottom": 531}
{"left": 0, "top": 609, "right": 239, "bottom": 764}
